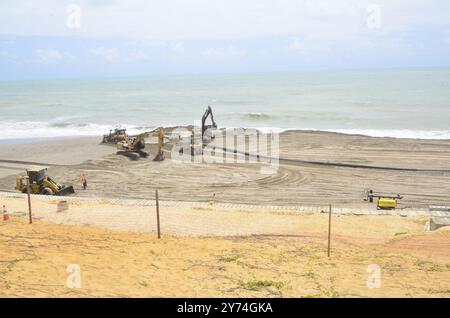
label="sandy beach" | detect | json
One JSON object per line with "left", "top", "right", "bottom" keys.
{"left": 3, "top": 0, "right": 450, "bottom": 301}
{"left": 1, "top": 209, "right": 448, "bottom": 298}
{"left": 1, "top": 129, "right": 448, "bottom": 300}
{"left": 0, "top": 130, "right": 449, "bottom": 208}
{"left": 0, "top": 137, "right": 114, "bottom": 178}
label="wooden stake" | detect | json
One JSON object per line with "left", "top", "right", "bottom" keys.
{"left": 327, "top": 204, "right": 332, "bottom": 257}
{"left": 26, "top": 177, "right": 32, "bottom": 224}
{"left": 155, "top": 189, "right": 161, "bottom": 239}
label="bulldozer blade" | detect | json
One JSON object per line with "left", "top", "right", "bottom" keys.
{"left": 57, "top": 185, "right": 75, "bottom": 196}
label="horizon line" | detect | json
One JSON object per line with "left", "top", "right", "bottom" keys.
{"left": 1, "top": 65, "right": 450, "bottom": 83}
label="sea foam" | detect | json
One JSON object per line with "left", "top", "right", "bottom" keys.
{"left": 1, "top": 121, "right": 449, "bottom": 140}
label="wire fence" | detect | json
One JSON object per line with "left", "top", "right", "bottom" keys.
{"left": 1, "top": 191, "right": 446, "bottom": 237}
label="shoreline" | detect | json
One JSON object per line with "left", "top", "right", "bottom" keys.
{"left": 0, "top": 128, "right": 450, "bottom": 146}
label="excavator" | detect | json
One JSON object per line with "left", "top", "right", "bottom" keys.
{"left": 182, "top": 106, "right": 219, "bottom": 156}
{"left": 153, "top": 128, "right": 165, "bottom": 161}
{"left": 15, "top": 168, "right": 75, "bottom": 196}
{"left": 202, "top": 106, "right": 218, "bottom": 140}
{"left": 116, "top": 128, "right": 165, "bottom": 161}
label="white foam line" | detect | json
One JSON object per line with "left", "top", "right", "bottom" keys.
{"left": 1, "top": 120, "right": 449, "bottom": 140}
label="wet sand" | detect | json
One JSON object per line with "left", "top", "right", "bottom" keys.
{"left": 0, "top": 130, "right": 449, "bottom": 208}
{"left": 0, "top": 137, "right": 114, "bottom": 178}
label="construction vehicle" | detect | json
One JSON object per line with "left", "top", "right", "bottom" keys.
{"left": 177, "top": 107, "right": 218, "bottom": 157}
{"left": 202, "top": 106, "right": 218, "bottom": 141}
{"left": 15, "top": 168, "right": 75, "bottom": 196}
{"left": 365, "top": 190, "right": 403, "bottom": 210}
{"left": 116, "top": 132, "right": 149, "bottom": 160}
{"left": 152, "top": 128, "right": 165, "bottom": 161}
{"left": 186, "top": 106, "right": 218, "bottom": 156}
{"left": 116, "top": 128, "right": 165, "bottom": 161}
{"left": 102, "top": 128, "right": 128, "bottom": 144}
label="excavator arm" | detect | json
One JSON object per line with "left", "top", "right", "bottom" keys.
{"left": 202, "top": 106, "right": 217, "bottom": 138}
{"left": 153, "top": 128, "right": 165, "bottom": 161}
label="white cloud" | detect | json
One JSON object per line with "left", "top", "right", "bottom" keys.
{"left": 445, "top": 30, "right": 450, "bottom": 45}
{"left": 128, "top": 50, "right": 149, "bottom": 61}
{"left": 171, "top": 42, "right": 185, "bottom": 54}
{"left": 1, "top": 0, "right": 449, "bottom": 41}
{"left": 127, "top": 39, "right": 167, "bottom": 48}
{"left": 201, "top": 45, "right": 246, "bottom": 59}
{"left": 0, "top": 51, "right": 17, "bottom": 62}
{"left": 285, "top": 38, "right": 304, "bottom": 52}
{"left": 35, "top": 48, "right": 75, "bottom": 63}
{"left": 1, "top": 0, "right": 449, "bottom": 71}
{"left": 285, "top": 37, "right": 330, "bottom": 55}
{"left": 90, "top": 47, "right": 120, "bottom": 62}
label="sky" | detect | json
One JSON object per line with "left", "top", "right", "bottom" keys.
{"left": 1, "top": 0, "right": 450, "bottom": 80}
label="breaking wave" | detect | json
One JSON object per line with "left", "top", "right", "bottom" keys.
{"left": 226, "top": 112, "right": 276, "bottom": 121}
{"left": 1, "top": 121, "right": 449, "bottom": 141}
{"left": 0, "top": 121, "right": 152, "bottom": 140}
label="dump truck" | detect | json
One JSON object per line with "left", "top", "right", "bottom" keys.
{"left": 15, "top": 168, "right": 75, "bottom": 196}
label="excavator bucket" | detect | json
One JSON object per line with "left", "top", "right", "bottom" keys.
{"left": 57, "top": 185, "right": 75, "bottom": 196}
{"left": 153, "top": 151, "right": 165, "bottom": 162}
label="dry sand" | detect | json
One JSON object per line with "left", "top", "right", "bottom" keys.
{"left": 0, "top": 213, "right": 448, "bottom": 298}
{"left": 0, "top": 196, "right": 433, "bottom": 237}
{"left": 1, "top": 130, "right": 449, "bottom": 298}
{"left": 1, "top": 130, "right": 449, "bottom": 208}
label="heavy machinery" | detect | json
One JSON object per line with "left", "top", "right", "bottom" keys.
{"left": 365, "top": 190, "right": 403, "bottom": 210}
{"left": 102, "top": 128, "right": 128, "bottom": 144}
{"left": 202, "top": 106, "right": 218, "bottom": 140}
{"left": 184, "top": 106, "right": 218, "bottom": 156}
{"left": 116, "top": 132, "right": 149, "bottom": 160}
{"left": 152, "top": 128, "right": 165, "bottom": 161}
{"left": 177, "top": 106, "right": 218, "bottom": 157}
{"left": 15, "top": 168, "right": 75, "bottom": 196}
{"left": 116, "top": 128, "right": 165, "bottom": 161}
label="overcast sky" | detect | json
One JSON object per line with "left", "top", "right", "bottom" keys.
{"left": 1, "top": 0, "right": 450, "bottom": 80}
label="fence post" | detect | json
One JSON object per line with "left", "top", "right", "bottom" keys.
{"left": 155, "top": 189, "right": 161, "bottom": 239}
{"left": 26, "top": 176, "right": 32, "bottom": 224}
{"left": 327, "top": 204, "right": 332, "bottom": 257}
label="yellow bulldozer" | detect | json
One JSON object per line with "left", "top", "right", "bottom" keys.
{"left": 15, "top": 168, "right": 75, "bottom": 196}
{"left": 116, "top": 128, "right": 165, "bottom": 161}
{"left": 102, "top": 128, "right": 129, "bottom": 144}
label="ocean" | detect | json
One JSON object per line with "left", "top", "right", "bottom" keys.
{"left": 0, "top": 68, "right": 449, "bottom": 140}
